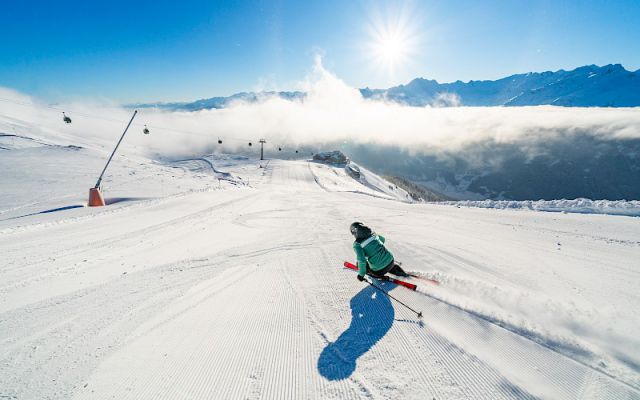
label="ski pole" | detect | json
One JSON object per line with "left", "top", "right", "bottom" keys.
{"left": 365, "top": 277, "right": 423, "bottom": 319}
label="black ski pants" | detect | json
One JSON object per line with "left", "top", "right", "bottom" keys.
{"left": 366, "top": 260, "right": 408, "bottom": 278}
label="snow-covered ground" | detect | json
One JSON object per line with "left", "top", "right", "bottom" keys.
{"left": 445, "top": 198, "right": 640, "bottom": 217}
{"left": 1, "top": 119, "right": 639, "bottom": 399}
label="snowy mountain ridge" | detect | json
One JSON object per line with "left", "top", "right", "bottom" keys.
{"left": 363, "top": 64, "right": 640, "bottom": 107}
{"left": 134, "top": 64, "right": 640, "bottom": 110}
{"left": 133, "top": 91, "right": 305, "bottom": 111}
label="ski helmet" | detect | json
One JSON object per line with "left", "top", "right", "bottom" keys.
{"left": 350, "top": 222, "right": 372, "bottom": 240}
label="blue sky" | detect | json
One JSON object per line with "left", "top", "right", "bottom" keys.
{"left": 1, "top": 0, "right": 639, "bottom": 102}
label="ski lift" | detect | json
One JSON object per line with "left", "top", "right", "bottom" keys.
{"left": 218, "top": 138, "right": 222, "bottom": 144}
{"left": 248, "top": 142, "right": 252, "bottom": 147}
{"left": 62, "top": 112, "right": 72, "bottom": 124}
{"left": 143, "top": 125, "right": 150, "bottom": 135}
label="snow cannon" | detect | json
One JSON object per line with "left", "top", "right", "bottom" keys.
{"left": 88, "top": 187, "right": 106, "bottom": 207}
{"left": 87, "top": 110, "right": 139, "bottom": 207}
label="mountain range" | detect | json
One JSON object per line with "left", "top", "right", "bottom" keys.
{"left": 136, "top": 64, "right": 640, "bottom": 110}
{"left": 362, "top": 64, "right": 640, "bottom": 107}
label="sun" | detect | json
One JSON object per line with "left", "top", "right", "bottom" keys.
{"left": 366, "top": 11, "right": 418, "bottom": 77}
{"left": 373, "top": 32, "right": 410, "bottom": 69}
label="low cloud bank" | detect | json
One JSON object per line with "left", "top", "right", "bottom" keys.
{"left": 2, "top": 59, "right": 640, "bottom": 160}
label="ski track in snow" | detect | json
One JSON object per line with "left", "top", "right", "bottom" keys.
{"left": 1, "top": 151, "right": 639, "bottom": 399}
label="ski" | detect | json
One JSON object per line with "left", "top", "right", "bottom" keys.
{"left": 344, "top": 261, "right": 418, "bottom": 291}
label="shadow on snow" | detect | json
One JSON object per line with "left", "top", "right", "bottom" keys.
{"left": 1, "top": 197, "right": 151, "bottom": 221}
{"left": 317, "top": 280, "right": 396, "bottom": 381}
{"left": 1, "top": 204, "right": 85, "bottom": 221}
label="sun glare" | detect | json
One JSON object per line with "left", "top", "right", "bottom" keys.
{"left": 374, "top": 32, "right": 410, "bottom": 68}
{"left": 367, "top": 9, "right": 418, "bottom": 77}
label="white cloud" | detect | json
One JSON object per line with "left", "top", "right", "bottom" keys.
{"left": 2, "top": 60, "right": 640, "bottom": 159}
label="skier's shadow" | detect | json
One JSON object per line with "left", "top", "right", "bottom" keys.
{"left": 317, "top": 280, "right": 395, "bottom": 381}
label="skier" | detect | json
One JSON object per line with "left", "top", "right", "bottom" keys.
{"left": 350, "top": 222, "right": 409, "bottom": 282}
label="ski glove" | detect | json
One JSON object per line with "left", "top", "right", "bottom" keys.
{"left": 357, "top": 274, "right": 365, "bottom": 282}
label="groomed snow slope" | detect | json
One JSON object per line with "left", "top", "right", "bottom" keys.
{"left": 1, "top": 131, "right": 639, "bottom": 399}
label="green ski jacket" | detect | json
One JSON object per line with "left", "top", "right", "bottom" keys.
{"left": 353, "top": 234, "right": 394, "bottom": 277}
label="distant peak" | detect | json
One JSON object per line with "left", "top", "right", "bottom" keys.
{"left": 407, "top": 77, "right": 439, "bottom": 86}
{"left": 603, "top": 63, "right": 625, "bottom": 70}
